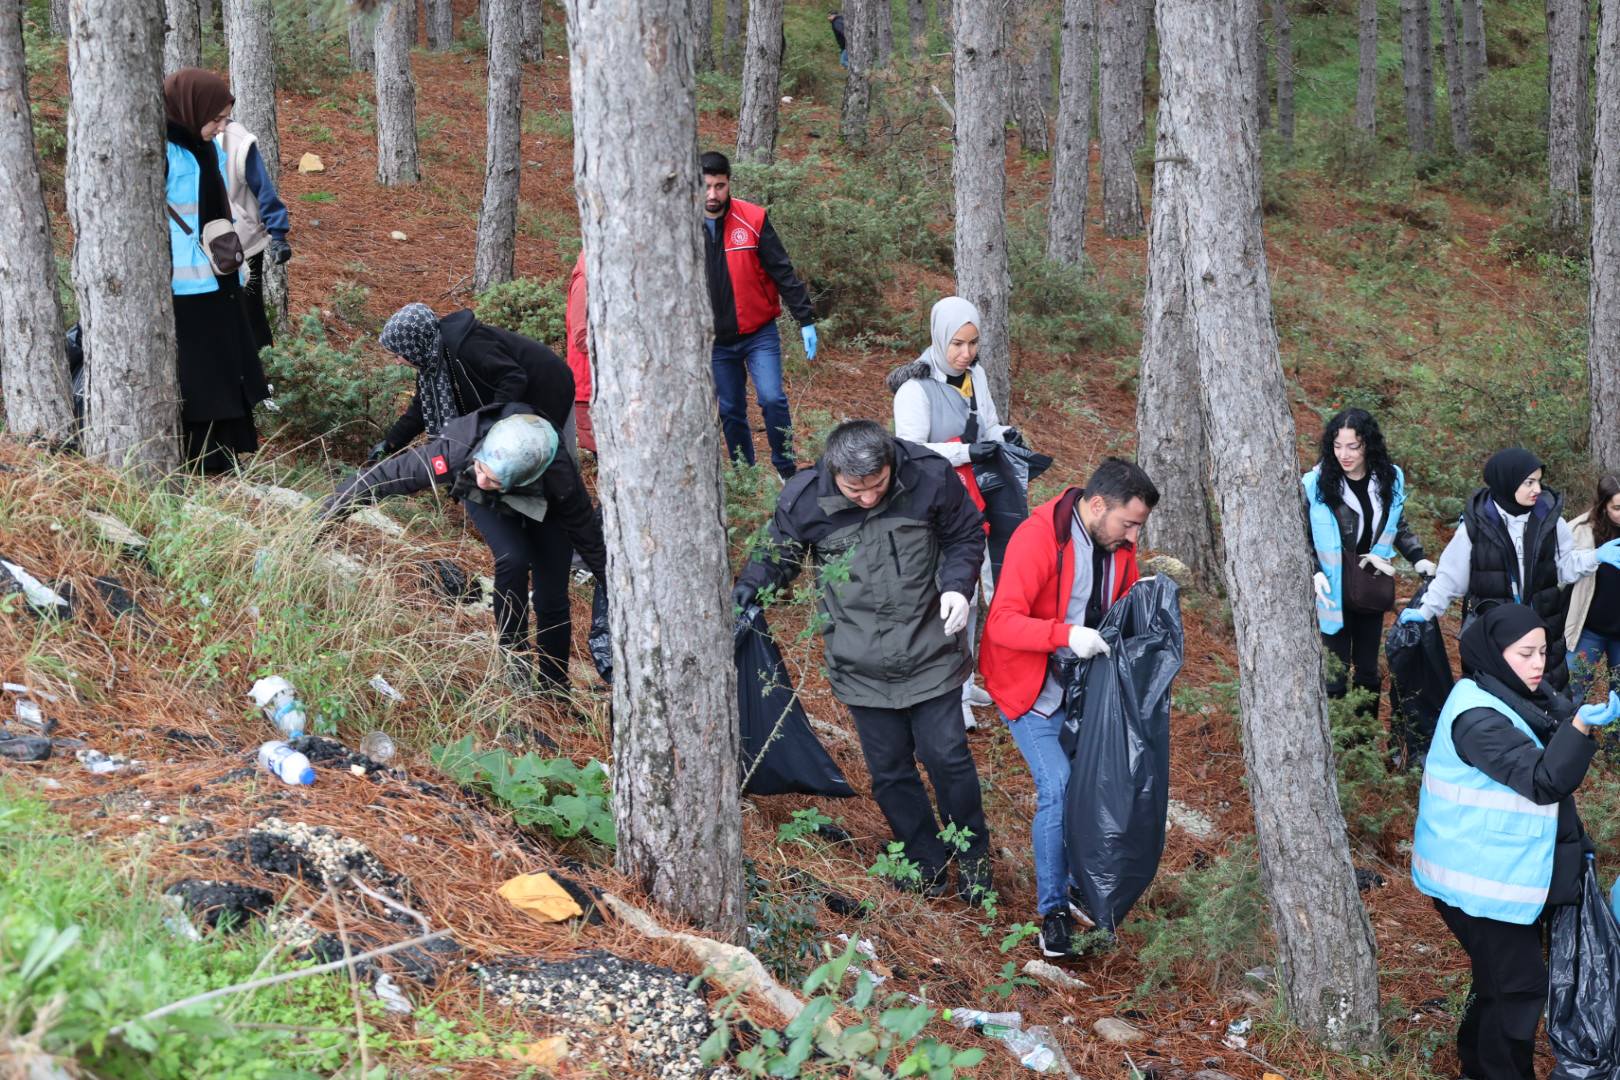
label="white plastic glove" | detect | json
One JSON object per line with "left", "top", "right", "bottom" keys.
{"left": 939, "top": 591, "right": 970, "bottom": 635}
{"left": 1359, "top": 553, "right": 1395, "bottom": 577}
{"left": 1413, "top": 558, "right": 1437, "bottom": 577}
{"left": 1068, "top": 625, "right": 1110, "bottom": 659}
{"left": 1313, "top": 571, "right": 1336, "bottom": 608}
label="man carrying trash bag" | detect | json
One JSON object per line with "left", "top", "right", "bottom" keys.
{"left": 732, "top": 420, "right": 992, "bottom": 903}
{"left": 980, "top": 458, "right": 1159, "bottom": 958}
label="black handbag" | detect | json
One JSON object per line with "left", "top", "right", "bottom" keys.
{"left": 1343, "top": 561, "right": 1395, "bottom": 614}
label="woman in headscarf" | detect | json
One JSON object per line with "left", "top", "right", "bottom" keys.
{"left": 888, "top": 296, "right": 1016, "bottom": 730}
{"left": 1401, "top": 447, "right": 1620, "bottom": 691}
{"left": 163, "top": 69, "right": 269, "bottom": 473}
{"left": 1411, "top": 604, "right": 1618, "bottom": 1080}
{"left": 1564, "top": 475, "right": 1620, "bottom": 701}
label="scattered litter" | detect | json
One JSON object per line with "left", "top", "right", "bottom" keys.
{"left": 1166, "top": 798, "right": 1217, "bottom": 841}
{"left": 77, "top": 748, "right": 137, "bottom": 774}
{"left": 359, "top": 731, "right": 396, "bottom": 764}
{"left": 372, "top": 972, "right": 412, "bottom": 1013}
{"left": 1244, "top": 966, "right": 1275, "bottom": 988}
{"left": 781, "top": 95, "right": 793, "bottom": 104}
{"left": 258, "top": 740, "right": 316, "bottom": 786}
{"left": 368, "top": 675, "right": 405, "bottom": 704}
{"left": 389, "top": 230, "right": 408, "bottom": 241}
{"left": 943, "top": 1007, "right": 1022, "bottom": 1032}
{"left": 1354, "top": 867, "right": 1387, "bottom": 891}
{"left": 93, "top": 576, "right": 143, "bottom": 619}
{"left": 0, "top": 735, "right": 51, "bottom": 762}
{"left": 2, "top": 682, "right": 29, "bottom": 694}
{"left": 14, "top": 698, "right": 49, "bottom": 731}
{"left": 160, "top": 894, "right": 204, "bottom": 941}
{"left": 289, "top": 734, "right": 392, "bottom": 776}
{"left": 1222, "top": 1015, "right": 1251, "bottom": 1049}
{"left": 815, "top": 821, "right": 854, "bottom": 844}
{"left": 506, "top": 1035, "right": 569, "bottom": 1067}
{"left": 943, "top": 1010, "right": 1072, "bottom": 1074}
{"left": 421, "top": 558, "right": 477, "bottom": 603}
{"left": 235, "top": 816, "right": 405, "bottom": 895}
{"left": 1092, "top": 1016, "right": 1145, "bottom": 1044}
{"left": 498, "top": 871, "right": 585, "bottom": 923}
{"left": 250, "top": 676, "right": 308, "bottom": 738}
{"left": 85, "top": 510, "right": 149, "bottom": 555}
{"left": 163, "top": 879, "right": 274, "bottom": 931}
{"left": 0, "top": 556, "right": 71, "bottom": 617}
{"left": 1022, "top": 959, "right": 1089, "bottom": 991}
{"left": 297, "top": 152, "right": 325, "bottom": 172}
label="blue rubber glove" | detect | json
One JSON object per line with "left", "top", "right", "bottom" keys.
{"left": 1398, "top": 608, "right": 1429, "bottom": 625}
{"left": 1596, "top": 538, "right": 1620, "bottom": 569}
{"left": 1578, "top": 691, "right": 1620, "bottom": 727}
{"left": 801, "top": 324, "right": 818, "bottom": 361}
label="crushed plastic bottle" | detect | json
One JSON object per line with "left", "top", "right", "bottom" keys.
{"left": 359, "top": 731, "right": 396, "bottom": 764}
{"left": 249, "top": 676, "right": 307, "bottom": 738}
{"left": 258, "top": 741, "right": 315, "bottom": 786}
{"left": 995, "top": 1025, "right": 1067, "bottom": 1072}
{"left": 942, "top": 1007, "right": 1024, "bottom": 1038}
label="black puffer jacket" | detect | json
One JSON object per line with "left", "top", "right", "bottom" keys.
{"left": 381, "top": 310, "right": 575, "bottom": 452}
{"left": 1463, "top": 486, "right": 1567, "bottom": 628}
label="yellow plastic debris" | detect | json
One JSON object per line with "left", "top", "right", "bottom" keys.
{"left": 506, "top": 1035, "right": 569, "bottom": 1067}
{"left": 497, "top": 871, "right": 584, "bottom": 923}
{"left": 297, "top": 152, "right": 324, "bottom": 173}
{"left": 1263, "top": 1073, "right": 1286, "bottom": 1080}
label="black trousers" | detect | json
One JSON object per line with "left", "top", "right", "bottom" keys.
{"left": 465, "top": 501, "right": 574, "bottom": 688}
{"left": 1433, "top": 898, "right": 1546, "bottom": 1080}
{"left": 1323, "top": 607, "right": 1385, "bottom": 715}
{"left": 846, "top": 686, "right": 990, "bottom": 877}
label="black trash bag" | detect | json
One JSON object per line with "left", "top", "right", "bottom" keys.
{"left": 421, "top": 558, "right": 477, "bottom": 604}
{"left": 1548, "top": 861, "right": 1620, "bottom": 1079}
{"left": 66, "top": 323, "right": 86, "bottom": 424}
{"left": 1059, "top": 574, "right": 1184, "bottom": 931}
{"left": 973, "top": 442, "right": 1053, "bottom": 585}
{"left": 735, "top": 606, "right": 854, "bottom": 798}
{"left": 589, "top": 579, "right": 613, "bottom": 684}
{"left": 1385, "top": 585, "right": 1453, "bottom": 764}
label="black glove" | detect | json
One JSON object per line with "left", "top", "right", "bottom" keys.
{"left": 731, "top": 583, "right": 758, "bottom": 613}
{"left": 364, "top": 440, "right": 393, "bottom": 467}
{"left": 1000, "top": 427, "right": 1025, "bottom": 448}
{"left": 968, "top": 440, "right": 999, "bottom": 465}
{"left": 268, "top": 237, "right": 292, "bottom": 265}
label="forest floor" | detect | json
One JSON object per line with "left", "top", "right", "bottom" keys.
{"left": 4, "top": 0, "right": 1610, "bottom": 1077}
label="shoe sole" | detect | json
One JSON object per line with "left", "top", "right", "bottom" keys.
{"left": 1040, "top": 942, "right": 1072, "bottom": 958}
{"left": 1068, "top": 902, "right": 1096, "bottom": 929}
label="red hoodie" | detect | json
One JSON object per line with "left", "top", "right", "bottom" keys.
{"left": 981, "top": 488, "right": 1139, "bottom": 719}
{"left": 565, "top": 250, "right": 590, "bottom": 402}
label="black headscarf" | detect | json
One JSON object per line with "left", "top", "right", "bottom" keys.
{"left": 1484, "top": 447, "right": 1543, "bottom": 518}
{"left": 1460, "top": 603, "right": 1552, "bottom": 701}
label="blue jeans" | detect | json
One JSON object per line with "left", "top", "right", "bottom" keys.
{"left": 1569, "top": 629, "right": 1620, "bottom": 702}
{"left": 712, "top": 322, "right": 796, "bottom": 477}
{"left": 1005, "top": 705, "right": 1074, "bottom": 916}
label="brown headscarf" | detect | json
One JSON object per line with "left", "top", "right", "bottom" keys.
{"left": 163, "top": 68, "right": 233, "bottom": 140}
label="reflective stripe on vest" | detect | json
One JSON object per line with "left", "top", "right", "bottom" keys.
{"left": 167, "top": 141, "right": 223, "bottom": 295}
{"left": 1411, "top": 678, "right": 1556, "bottom": 924}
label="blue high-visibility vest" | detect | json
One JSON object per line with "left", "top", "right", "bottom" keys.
{"left": 166, "top": 141, "right": 228, "bottom": 296}
{"left": 1412, "top": 678, "right": 1557, "bottom": 924}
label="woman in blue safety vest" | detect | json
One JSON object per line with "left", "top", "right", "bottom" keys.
{"left": 1411, "top": 604, "right": 1620, "bottom": 1079}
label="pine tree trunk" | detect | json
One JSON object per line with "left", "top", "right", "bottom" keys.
{"left": 696, "top": 0, "right": 714, "bottom": 71}
{"left": 0, "top": 0, "right": 72, "bottom": 441}
{"left": 223, "top": 0, "right": 284, "bottom": 332}
{"left": 564, "top": 0, "right": 745, "bottom": 940}
{"left": 1098, "top": 0, "right": 1146, "bottom": 237}
{"left": 1010, "top": 0, "right": 1050, "bottom": 154}
{"left": 521, "top": 0, "right": 542, "bottom": 61}
{"left": 164, "top": 0, "right": 201, "bottom": 75}
{"left": 1355, "top": 0, "right": 1377, "bottom": 133}
{"left": 1464, "top": 0, "right": 1484, "bottom": 94}
{"left": 952, "top": 0, "right": 1010, "bottom": 416}
{"left": 1441, "top": 0, "right": 1471, "bottom": 152}
{"left": 350, "top": 8, "right": 375, "bottom": 71}
{"left": 374, "top": 0, "right": 420, "bottom": 185}
{"left": 1578, "top": 0, "right": 1591, "bottom": 166}
{"left": 67, "top": 0, "right": 180, "bottom": 476}
{"left": 425, "top": 0, "right": 453, "bottom": 50}
{"left": 908, "top": 0, "right": 926, "bottom": 54}
{"left": 734, "top": 0, "right": 784, "bottom": 163}
{"left": 198, "top": 0, "right": 213, "bottom": 36}
{"left": 1046, "top": 0, "right": 1094, "bottom": 265}
{"left": 1253, "top": 0, "right": 1269, "bottom": 129}
{"left": 1590, "top": 0, "right": 1620, "bottom": 474}
{"left": 474, "top": 0, "right": 521, "bottom": 292}
{"left": 939, "top": 0, "right": 953, "bottom": 44}
{"left": 49, "top": 0, "right": 66, "bottom": 37}
{"left": 1273, "top": 0, "right": 1292, "bottom": 146}
{"left": 1400, "top": 0, "right": 1433, "bottom": 157}
{"left": 720, "top": 0, "right": 744, "bottom": 71}
{"left": 877, "top": 0, "right": 894, "bottom": 65}
{"left": 1156, "top": 0, "right": 1382, "bottom": 1048}
{"left": 841, "top": 0, "right": 876, "bottom": 146}
{"left": 1548, "top": 0, "right": 1585, "bottom": 236}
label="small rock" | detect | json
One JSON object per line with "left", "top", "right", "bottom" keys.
{"left": 389, "top": 230, "right": 408, "bottom": 242}
{"left": 1093, "top": 1016, "right": 1144, "bottom": 1044}
{"left": 298, "top": 152, "right": 325, "bottom": 173}
{"left": 1166, "top": 798, "right": 1217, "bottom": 840}
{"left": 1023, "top": 959, "right": 1088, "bottom": 991}
{"left": 1193, "top": 1072, "right": 1239, "bottom": 1080}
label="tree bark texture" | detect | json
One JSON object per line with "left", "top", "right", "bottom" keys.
{"left": 1399, "top": 0, "right": 1434, "bottom": 157}
{"left": 952, "top": 0, "right": 1011, "bottom": 416}
{"left": 1046, "top": 0, "right": 1093, "bottom": 265}
{"left": 1272, "top": 0, "right": 1292, "bottom": 145}
{"left": 696, "top": 0, "right": 714, "bottom": 71}
{"left": 565, "top": 0, "right": 745, "bottom": 940}
{"left": 1010, "top": 0, "right": 1051, "bottom": 154}
{"left": 734, "top": 0, "right": 784, "bottom": 163}
{"left": 1548, "top": 0, "right": 1585, "bottom": 234}
{"left": 0, "top": 0, "right": 72, "bottom": 440}
{"left": 1440, "top": 0, "right": 1471, "bottom": 152}
{"left": 908, "top": 0, "right": 926, "bottom": 53}
{"left": 49, "top": 0, "right": 66, "bottom": 36}
{"left": 349, "top": 8, "right": 375, "bottom": 71}
{"left": 198, "top": 0, "right": 213, "bottom": 35}
{"left": 841, "top": 0, "right": 877, "bottom": 145}
{"left": 66, "top": 0, "right": 180, "bottom": 475}
{"left": 374, "top": 0, "right": 420, "bottom": 185}
{"left": 522, "top": 0, "right": 543, "bottom": 61}
{"left": 1463, "top": 0, "right": 1484, "bottom": 94}
{"left": 163, "top": 0, "right": 201, "bottom": 76}
{"left": 223, "top": 0, "right": 284, "bottom": 328}
{"left": 1097, "top": 0, "right": 1146, "bottom": 237}
{"left": 474, "top": 0, "right": 521, "bottom": 292}
{"left": 1355, "top": 0, "right": 1377, "bottom": 133}
{"left": 721, "top": 0, "right": 744, "bottom": 71}
{"left": 1155, "top": 0, "right": 1382, "bottom": 1050}
{"left": 425, "top": 0, "right": 453, "bottom": 49}
{"left": 876, "top": 0, "right": 894, "bottom": 64}
{"left": 1590, "top": 0, "right": 1620, "bottom": 474}
{"left": 1253, "top": 0, "right": 1268, "bottom": 129}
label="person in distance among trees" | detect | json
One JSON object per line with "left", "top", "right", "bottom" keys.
{"left": 1562, "top": 474, "right": 1620, "bottom": 702}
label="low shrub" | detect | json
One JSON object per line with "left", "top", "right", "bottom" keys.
{"left": 473, "top": 275, "right": 569, "bottom": 348}
{"left": 255, "top": 313, "right": 412, "bottom": 455}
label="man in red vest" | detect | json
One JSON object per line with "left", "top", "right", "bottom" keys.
{"left": 701, "top": 151, "right": 818, "bottom": 479}
{"left": 980, "top": 457, "right": 1158, "bottom": 958}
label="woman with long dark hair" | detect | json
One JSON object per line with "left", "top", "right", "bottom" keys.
{"left": 1302, "top": 409, "right": 1433, "bottom": 717}
{"left": 1564, "top": 475, "right": 1620, "bottom": 700}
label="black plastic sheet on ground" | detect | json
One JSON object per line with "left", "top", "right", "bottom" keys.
{"left": 736, "top": 606, "right": 854, "bottom": 798}
{"left": 1385, "top": 585, "right": 1453, "bottom": 763}
{"left": 973, "top": 442, "right": 1053, "bottom": 584}
{"left": 589, "top": 580, "right": 612, "bottom": 684}
{"left": 1059, "top": 574, "right": 1184, "bottom": 931}
{"left": 1548, "top": 862, "right": 1620, "bottom": 1079}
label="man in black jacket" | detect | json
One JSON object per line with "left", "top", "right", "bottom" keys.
{"left": 732, "top": 420, "right": 992, "bottom": 902}
{"left": 326, "top": 403, "right": 606, "bottom": 691}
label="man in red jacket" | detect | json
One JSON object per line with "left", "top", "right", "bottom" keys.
{"left": 981, "top": 457, "right": 1158, "bottom": 958}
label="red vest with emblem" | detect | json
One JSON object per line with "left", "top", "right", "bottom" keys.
{"left": 720, "top": 199, "right": 782, "bottom": 336}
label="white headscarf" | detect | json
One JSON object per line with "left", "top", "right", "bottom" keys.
{"left": 918, "top": 296, "right": 982, "bottom": 380}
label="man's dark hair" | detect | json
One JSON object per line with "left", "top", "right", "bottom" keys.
{"left": 1083, "top": 457, "right": 1159, "bottom": 509}
{"left": 700, "top": 150, "right": 731, "bottom": 178}
{"left": 823, "top": 420, "right": 895, "bottom": 479}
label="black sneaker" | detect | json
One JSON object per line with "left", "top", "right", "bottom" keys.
{"left": 958, "top": 857, "right": 994, "bottom": 906}
{"left": 1041, "top": 911, "right": 1076, "bottom": 958}
{"left": 891, "top": 867, "right": 951, "bottom": 898}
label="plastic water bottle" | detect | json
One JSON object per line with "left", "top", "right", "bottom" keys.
{"left": 258, "top": 741, "right": 315, "bottom": 786}
{"left": 249, "top": 676, "right": 306, "bottom": 739}
{"left": 995, "top": 1026, "right": 1064, "bottom": 1072}
{"left": 941, "top": 1008, "right": 1023, "bottom": 1038}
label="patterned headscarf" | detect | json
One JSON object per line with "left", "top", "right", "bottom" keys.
{"left": 472, "top": 414, "right": 559, "bottom": 490}
{"left": 380, "top": 303, "right": 460, "bottom": 435}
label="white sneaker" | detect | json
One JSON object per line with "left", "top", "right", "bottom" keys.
{"left": 961, "top": 700, "right": 978, "bottom": 731}
{"left": 964, "top": 682, "right": 992, "bottom": 708}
